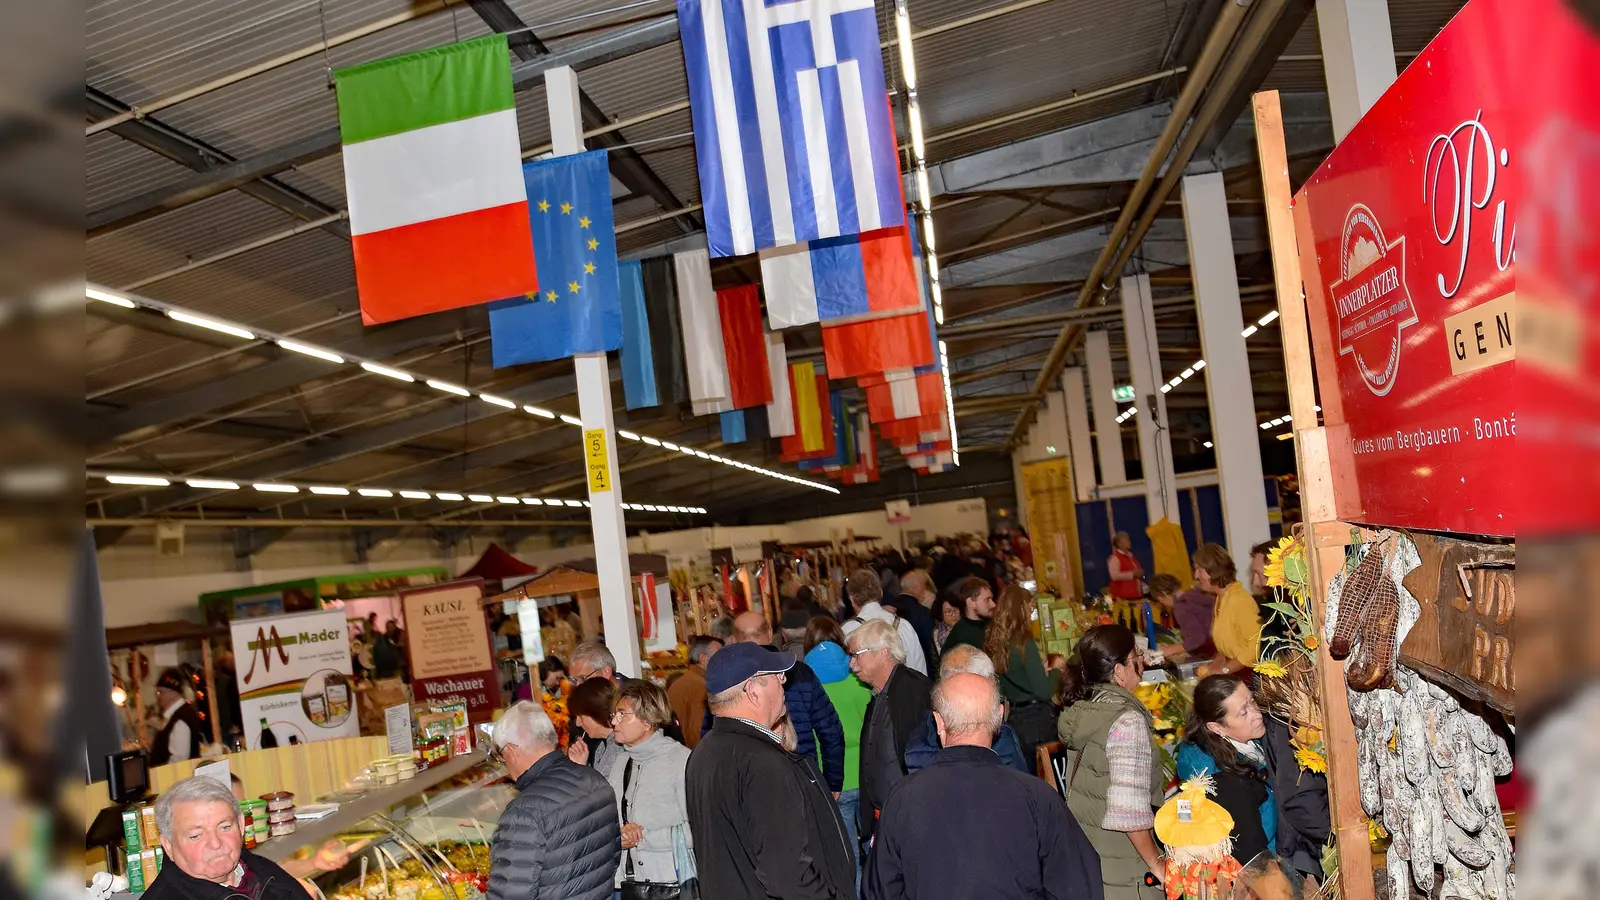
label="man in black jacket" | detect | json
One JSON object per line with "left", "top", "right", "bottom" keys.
{"left": 864, "top": 674, "right": 1102, "bottom": 900}
{"left": 145, "top": 775, "right": 306, "bottom": 900}
{"left": 1262, "top": 716, "right": 1330, "bottom": 879}
{"left": 847, "top": 620, "right": 932, "bottom": 846}
{"left": 488, "top": 700, "right": 620, "bottom": 900}
{"left": 687, "top": 642, "right": 855, "bottom": 900}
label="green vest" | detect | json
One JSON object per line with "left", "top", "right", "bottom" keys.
{"left": 1056, "top": 683, "right": 1165, "bottom": 900}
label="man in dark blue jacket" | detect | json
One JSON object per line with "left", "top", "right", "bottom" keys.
{"left": 702, "top": 611, "right": 847, "bottom": 792}
{"left": 902, "top": 641, "right": 1032, "bottom": 773}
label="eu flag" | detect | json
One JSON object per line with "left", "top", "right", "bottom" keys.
{"left": 488, "top": 149, "right": 621, "bottom": 366}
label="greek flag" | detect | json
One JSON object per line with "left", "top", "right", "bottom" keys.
{"left": 678, "top": 0, "right": 906, "bottom": 258}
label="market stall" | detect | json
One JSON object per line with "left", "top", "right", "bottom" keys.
{"left": 1249, "top": 2, "right": 1519, "bottom": 896}
{"left": 105, "top": 620, "right": 230, "bottom": 754}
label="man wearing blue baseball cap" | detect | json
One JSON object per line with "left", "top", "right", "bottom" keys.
{"left": 685, "top": 642, "right": 855, "bottom": 900}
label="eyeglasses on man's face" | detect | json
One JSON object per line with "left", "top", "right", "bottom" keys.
{"left": 850, "top": 647, "right": 885, "bottom": 659}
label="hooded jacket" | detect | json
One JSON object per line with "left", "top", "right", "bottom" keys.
{"left": 805, "top": 641, "right": 872, "bottom": 793}
{"left": 489, "top": 750, "right": 622, "bottom": 900}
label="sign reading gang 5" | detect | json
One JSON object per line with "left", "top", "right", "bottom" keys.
{"left": 1292, "top": 0, "right": 1516, "bottom": 536}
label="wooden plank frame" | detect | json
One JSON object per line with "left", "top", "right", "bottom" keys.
{"left": 1252, "top": 90, "right": 1376, "bottom": 900}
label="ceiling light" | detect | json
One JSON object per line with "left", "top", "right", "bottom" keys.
{"left": 254, "top": 483, "right": 299, "bottom": 493}
{"left": 435, "top": 492, "right": 464, "bottom": 501}
{"left": 167, "top": 310, "right": 255, "bottom": 340}
{"left": 1181, "top": 367, "right": 1195, "bottom": 379}
{"left": 466, "top": 494, "right": 493, "bottom": 503}
{"left": 662, "top": 441, "right": 680, "bottom": 451}
{"left": 87, "top": 286, "right": 137, "bottom": 308}
{"left": 186, "top": 478, "right": 239, "bottom": 490}
{"left": 581, "top": 500, "right": 591, "bottom": 508}
{"left": 642, "top": 436, "right": 662, "bottom": 446}
{"left": 106, "top": 474, "right": 170, "bottom": 486}
{"left": 1260, "top": 422, "right": 1273, "bottom": 430}
{"left": 1192, "top": 360, "right": 1206, "bottom": 370}
{"left": 357, "top": 488, "right": 394, "bottom": 498}
{"left": 1314, "top": 405, "right": 1322, "bottom": 412}
{"left": 559, "top": 414, "right": 583, "bottom": 427}
{"left": 908, "top": 103, "right": 925, "bottom": 159}
{"left": 521, "top": 498, "right": 542, "bottom": 505}
{"left": 496, "top": 496, "right": 519, "bottom": 504}
{"left": 895, "top": 5, "right": 917, "bottom": 88}
{"left": 399, "top": 490, "right": 431, "bottom": 500}
{"left": 524, "top": 405, "right": 557, "bottom": 419}
{"left": 1259, "top": 310, "right": 1280, "bottom": 326}
{"left": 426, "top": 379, "right": 470, "bottom": 397}
{"left": 563, "top": 499, "right": 583, "bottom": 507}
{"left": 310, "top": 486, "right": 349, "bottom": 496}
{"left": 1283, "top": 414, "right": 1293, "bottom": 422}
{"left": 618, "top": 430, "right": 640, "bottom": 441}
{"left": 1241, "top": 324, "right": 1259, "bottom": 338}
{"left": 480, "top": 394, "right": 517, "bottom": 409}
{"left": 1159, "top": 384, "right": 1172, "bottom": 394}
{"left": 277, "top": 340, "right": 344, "bottom": 364}
{"left": 1168, "top": 376, "right": 1183, "bottom": 387}
{"left": 916, "top": 166, "right": 932, "bottom": 211}
{"left": 362, "top": 362, "right": 415, "bottom": 382}
{"left": 1203, "top": 441, "right": 1214, "bottom": 449}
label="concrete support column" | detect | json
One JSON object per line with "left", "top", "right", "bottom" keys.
{"left": 550, "top": 65, "right": 640, "bottom": 676}
{"left": 1183, "top": 172, "right": 1270, "bottom": 564}
{"left": 1084, "top": 330, "right": 1125, "bottom": 486}
{"left": 1042, "top": 391, "right": 1069, "bottom": 459}
{"left": 1062, "top": 367, "right": 1096, "bottom": 502}
{"left": 1316, "top": 0, "right": 1398, "bottom": 141}
{"left": 1120, "top": 272, "right": 1180, "bottom": 524}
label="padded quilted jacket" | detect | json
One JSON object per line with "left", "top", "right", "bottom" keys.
{"left": 488, "top": 750, "right": 622, "bottom": 900}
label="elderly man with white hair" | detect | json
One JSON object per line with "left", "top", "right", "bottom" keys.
{"left": 488, "top": 700, "right": 621, "bottom": 900}
{"left": 143, "top": 775, "right": 306, "bottom": 900}
{"left": 902, "top": 644, "right": 1033, "bottom": 774}
{"left": 863, "top": 674, "right": 1102, "bottom": 900}
{"left": 847, "top": 619, "right": 931, "bottom": 852}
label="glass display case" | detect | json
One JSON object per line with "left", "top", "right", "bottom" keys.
{"left": 257, "top": 751, "right": 516, "bottom": 900}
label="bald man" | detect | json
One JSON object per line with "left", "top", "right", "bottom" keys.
{"left": 704, "top": 611, "right": 846, "bottom": 795}
{"left": 864, "top": 674, "right": 1102, "bottom": 900}
{"left": 902, "top": 644, "right": 1031, "bottom": 774}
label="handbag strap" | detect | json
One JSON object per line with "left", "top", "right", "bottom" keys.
{"left": 622, "top": 758, "right": 635, "bottom": 878}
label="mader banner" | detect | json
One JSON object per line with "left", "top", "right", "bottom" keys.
{"left": 400, "top": 580, "right": 497, "bottom": 723}
{"left": 1291, "top": 0, "right": 1516, "bottom": 536}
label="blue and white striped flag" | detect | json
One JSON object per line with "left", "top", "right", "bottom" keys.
{"left": 678, "top": 0, "right": 906, "bottom": 258}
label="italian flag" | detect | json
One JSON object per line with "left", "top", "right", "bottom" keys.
{"left": 335, "top": 34, "right": 537, "bottom": 325}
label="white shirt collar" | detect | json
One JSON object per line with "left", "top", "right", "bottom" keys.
{"left": 161, "top": 698, "right": 186, "bottom": 722}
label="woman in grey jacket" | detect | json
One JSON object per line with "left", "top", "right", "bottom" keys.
{"left": 606, "top": 680, "right": 694, "bottom": 893}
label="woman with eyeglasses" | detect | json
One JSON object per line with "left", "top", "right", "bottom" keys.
{"left": 566, "top": 677, "right": 623, "bottom": 778}
{"left": 605, "top": 681, "right": 695, "bottom": 899}
{"left": 1175, "top": 674, "right": 1276, "bottom": 866}
{"left": 1055, "top": 624, "right": 1165, "bottom": 899}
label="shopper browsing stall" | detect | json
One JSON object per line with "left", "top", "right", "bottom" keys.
{"left": 567, "top": 678, "right": 622, "bottom": 778}
{"left": 940, "top": 577, "right": 995, "bottom": 659}
{"left": 1176, "top": 675, "right": 1276, "bottom": 866}
{"left": 606, "top": 681, "right": 694, "bottom": 898}
{"left": 849, "top": 620, "right": 932, "bottom": 845}
{"left": 982, "top": 585, "right": 1057, "bottom": 764}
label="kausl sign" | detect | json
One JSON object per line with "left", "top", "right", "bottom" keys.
{"left": 1292, "top": 0, "right": 1516, "bottom": 536}
{"left": 400, "top": 580, "right": 496, "bottom": 723}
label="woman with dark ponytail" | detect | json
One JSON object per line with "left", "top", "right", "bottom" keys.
{"left": 1055, "top": 625, "right": 1166, "bottom": 899}
{"left": 1175, "top": 674, "right": 1276, "bottom": 865}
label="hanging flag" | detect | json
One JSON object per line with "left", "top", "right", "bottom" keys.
{"left": 781, "top": 362, "right": 826, "bottom": 458}
{"left": 765, "top": 332, "right": 795, "bottom": 437}
{"left": 335, "top": 34, "right": 537, "bottom": 325}
{"left": 673, "top": 249, "right": 732, "bottom": 408}
{"left": 857, "top": 412, "right": 880, "bottom": 483}
{"left": 760, "top": 225, "right": 920, "bottom": 328}
{"left": 640, "top": 572, "right": 658, "bottom": 641}
{"left": 716, "top": 285, "right": 773, "bottom": 407}
{"left": 820, "top": 308, "right": 935, "bottom": 378}
{"left": 720, "top": 409, "right": 747, "bottom": 444}
{"left": 862, "top": 370, "right": 943, "bottom": 423}
{"left": 632, "top": 257, "right": 689, "bottom": 415}
{"left": 676, "top": 0, "right": 905, "bottom": 258}
{"left": 618, "top": 261, "right": 657, "bottom": 408}
{"left": 487, "top": 150, "right": 622, "bottom": 366}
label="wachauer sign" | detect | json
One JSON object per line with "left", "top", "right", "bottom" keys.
{"left": 1292, "top": 0, "right": 1516, "bottom": 536}
{"left": 400, "top": 579, "right": 496, "bottom": 723}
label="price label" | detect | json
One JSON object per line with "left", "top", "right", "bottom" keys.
{"left": 584, "top": 428, "right": 611, "bottom": 493}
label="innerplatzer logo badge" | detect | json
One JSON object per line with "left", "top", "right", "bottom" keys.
{"left": 1330, "top": 204, "right": 1418, "bottom": 396}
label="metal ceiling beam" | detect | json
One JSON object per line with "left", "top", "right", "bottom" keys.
{"left": 85, "top": 88, "right": 351, "bottom": 240}
{"left": 85, "top": 19, "right": 681, "bottom": 234}
{"left": 944, "top": 216, "right": 1266, "bottom": 289}
{"left": 468, "top": 0, "right": 700, "bottom": 235}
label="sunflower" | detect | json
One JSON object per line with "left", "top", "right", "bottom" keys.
{"left": 1294, "top": 724, "right": 1323, "bottom": 748}
{"left": 1295, "top": 745, "right": 1328, "bottom": 773}
{"left": 1302, "top": 634, "right": 1320, "bottom": 650}
{"left": 1264, "top": 535, "right": 1308, "bottom": 590}
{"left": 1253, "top": 659, "right": 1289, "bottom": 678}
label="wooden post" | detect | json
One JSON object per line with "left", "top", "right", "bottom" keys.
{"left": 132, "top": 648, "right": 148, "bottom": 750}
{"left": 202, "top": 639, "right": 222, "bottom": 749}
{"left": 1252, "top": 90, "right": 1375, "bottom": 900}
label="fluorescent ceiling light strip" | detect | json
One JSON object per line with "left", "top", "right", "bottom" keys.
{"left": 1203, "top": 441, "right": 1214, "bottom": 449}
{"left": 106, "top": 474, "right": 170, "bottom": 486}
{"left": 254, "top": 483, "right": 298, "bottom": 493}
{"left": 1259, "top": 310, "right": 1280, "bottom": 326}
{"left": 496, "top": 496, "right": 519, "bottom": 504}
{"left": 1241, "top": 324, "right": 1259, "bottom": 338}
{"left": 543, "top": 499, "right": 564, "bottom": 506}
{"left": 277, "top": 339, "right": 344, "bottom": 364}
{"left": 309, "top": 486, "right": 349, "bottom": 496}
{"left": 362, "top": 362, "right": 415, "bottom": 382}
{"left": 524, "top": 405, "right": 557, "bottom": 419}
{"left": 563, "top": 499, "right": 583, "bottom": 507}
{"left": 618, "top": 430, "right": 640, "bottom": 441}
{"left": 186, "top": 478, "right": 239, "bottom": 490}
{"left": 642, "top": 435, "right": 662, "bottom": 446}
{"left": 399, "top": 490, "right": 431, "bottom": 500}
{"left": 167, "top": 310, "right": 255, "bottom": 340}
{"left": 426, "top": 379, "right": 470, "bottom": 397}
{"left": 87, "top": 286, "right": 138, "bottom": 308}
{"left": 1193, "top": 360, "right": 1206, "bottom": 370}
{"left": 435, "top": 492, "right": 464, "bottom": 501}
{"left": 480, "top": 394, "right": 517, "bottom": 409}
{"left": 467, "top": 494, "right": 494, "bottom": 503}
{"left": 559, "top": 414, "right": 583, "bottom": 426}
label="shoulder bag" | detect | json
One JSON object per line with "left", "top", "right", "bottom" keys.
{"left": 618, "top": 759, "right": 698, "bottom": 900}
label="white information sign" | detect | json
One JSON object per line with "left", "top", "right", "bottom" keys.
{"left": 230, "top": 609, "right": 359, "bottom": 749}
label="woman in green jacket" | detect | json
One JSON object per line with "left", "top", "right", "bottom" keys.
{"left": 983, "top": 584, "right": 1057, "bottom": 766}
{"left": 1057, "top": 624, "right": 1166, "bottom": 900}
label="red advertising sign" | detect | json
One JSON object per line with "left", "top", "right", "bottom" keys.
{"left": 1292, "top": 0, "right": 1517, "bottom": 536}
{"left": 400, "top": 580, "right": 498, "bottom": 723}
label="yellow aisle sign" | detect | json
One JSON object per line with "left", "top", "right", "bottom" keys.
{"left": 584, "top": 429, "right": 611, "bottom": 493}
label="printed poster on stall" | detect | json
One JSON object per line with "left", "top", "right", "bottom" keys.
{"left": 231, "top": 609, "right": 359, "bottom": 749}
{"left": 1291, "top": 0, "right": 1516, "bottom": 535}
{"left": 400, "top": 580, "right": 496, "bottom": 723}
{"left": 1021, "top": 458, "right": 1084, "bottom": 598}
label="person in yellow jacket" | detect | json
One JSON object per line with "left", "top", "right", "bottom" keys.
{"left": 1191, "top": 543, "right": 1260, "bottom": 677}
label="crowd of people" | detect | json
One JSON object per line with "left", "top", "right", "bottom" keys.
{"left": 140, "top": 535, "right": 1325, "bottom": 900}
